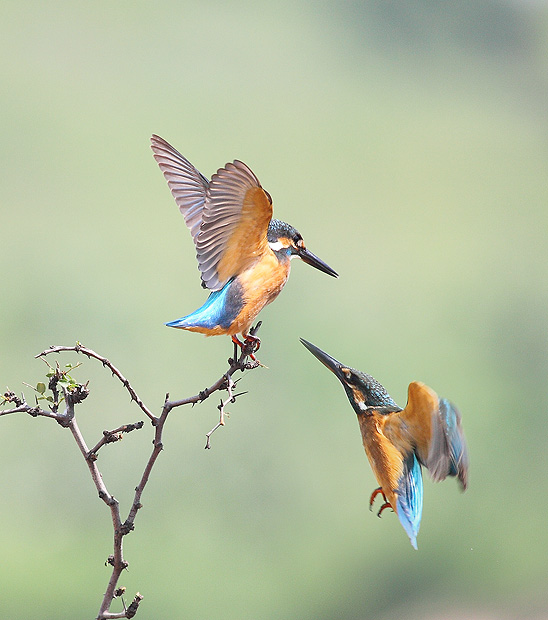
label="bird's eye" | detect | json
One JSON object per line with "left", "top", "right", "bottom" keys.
{"left": 341, "top": 368, "right": 353, "bottom": 381}
{"left": 296, "top": 238, "right": 304, "bottom": 249}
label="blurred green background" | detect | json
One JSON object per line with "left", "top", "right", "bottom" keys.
{"left": 2, "top": 1, "right": 548, "bottom": 618}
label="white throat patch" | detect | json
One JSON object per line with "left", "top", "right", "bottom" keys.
{"left": 269, "top": 240, "right": 285, "bottom": 251}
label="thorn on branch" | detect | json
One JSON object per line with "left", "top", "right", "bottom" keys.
{"left": 232, "top": 391, "right": 248, "bottom": 400}
{"left": 204, "top": 376, "right": 243, "bottom": 449}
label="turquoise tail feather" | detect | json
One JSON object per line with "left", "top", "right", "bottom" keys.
{"left": 396, "top": 453, "right": 423, "bottom": 550}
{"left": 166, "top": 278, "right": 243, "bottom": 331}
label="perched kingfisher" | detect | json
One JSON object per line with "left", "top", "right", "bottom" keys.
{"left": 300, "top": 339, "right": 469, "bottom": 549}
{"left": 151, "top": 135, "right": 338, "bottom": 353}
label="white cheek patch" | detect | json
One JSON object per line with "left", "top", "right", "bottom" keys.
{"left": 269, "top": 240, "right": 285, "bottom": 251}
{"left": 351, "top": 387, "right": 368, "bottom": 411}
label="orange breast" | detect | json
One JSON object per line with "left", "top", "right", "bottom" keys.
{"left": 358, "top": 414, "right": 405, "bottom": 515}
{"left": 227, "top": 251, "right": 291, "bottom": 336}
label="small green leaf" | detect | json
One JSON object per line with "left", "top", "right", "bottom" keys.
{"left": 36, "top": 382, "right": 46, "bottom": 395}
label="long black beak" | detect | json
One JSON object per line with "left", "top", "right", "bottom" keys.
{"left": 300, "top": 338, "right": 345, "bottom": 381}
{"left": 297, "top": 247, "right": 338, "bottom": 278}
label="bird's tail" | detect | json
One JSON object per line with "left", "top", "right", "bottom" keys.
{"left": 396, "top": 453, "right": 423, "bottom": 550}
{"left": 166, "top": 280, "right": 239, "bottom": 331}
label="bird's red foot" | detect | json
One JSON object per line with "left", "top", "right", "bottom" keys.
{"left": 369, "top": 487, "right": 393, "bottom": 517}
{"left": 244, "top": 334, "right": 261, "bottom": 352}
{"left": 369, "top": 487, "right": 387, "bottom": 510}
{"left": 376, "top": 502, "right": 393, "bottom": 518}
{"left": 231, "top": 334, "right": 261, "bottom": 361}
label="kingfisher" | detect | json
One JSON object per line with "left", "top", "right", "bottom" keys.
{"left": 300, "top": 338, "right": 469, "bottom": 549}
{"left": 151, "top": 135, "right": 338, "bottom": 354}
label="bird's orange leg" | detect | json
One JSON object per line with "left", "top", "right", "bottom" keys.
{"left": 369, "top": 487, "right": 394, "bottom": 518}
{"left": 231, "top": 335, "right": 243, "bottom": 359}
{"left": 231, "top": 335, "right": 244, "bottom": 347}
{"left": 231, "top": 334, "right": 260, "bottom": 361}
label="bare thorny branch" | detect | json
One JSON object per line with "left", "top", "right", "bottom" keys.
{"left": 0, "top": 322, "right": 262, "bottom": 619}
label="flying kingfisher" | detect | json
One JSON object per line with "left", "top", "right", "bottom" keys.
{"left": 151, "top": 135, "right": 338, "bottom": 353}
{"left": 300, "top": 338, "right": 469, "bottom": 549}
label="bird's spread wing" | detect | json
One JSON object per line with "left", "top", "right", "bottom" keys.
{"left": 197, "top": 160, "right": 273, "bottom": 291}
{"left": 151, "top": 136, "right": 273, "bottom": 292}
{"left": 429, "top": 398, "right": 469, "bottom": 489}
{"left": 389, "top": 382, "right": 468, "bottom": 489}
{"left": 151, "top": 134, "right": 209, "bottom": 242}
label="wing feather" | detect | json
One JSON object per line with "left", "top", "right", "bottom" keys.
{"left": 197, "top": 160, "right": 273, "bottom": 291}
{"left": 428, "top": 398, "right": 469, "bottom": 489}
{"left": 390, "top": 382, "right": 469, "bottom": 488}
{"left": 151, "top": 135, "right": 209, "bottom": 242}
{"left": 152, "top": 136, "right": 274, "bottom": 292}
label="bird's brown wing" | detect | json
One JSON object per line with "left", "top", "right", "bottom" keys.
{"left": 151, "top": 134, "right": 209, "bottom": 242}
{"left": 197, "top": 160, "right": 273, "bottom": 291}
{"left": 384, "top": 381, "right": 468, "bottom": 488}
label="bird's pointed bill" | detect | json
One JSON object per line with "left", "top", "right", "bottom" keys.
{"left": 300, "top": 339, "right": 345, "bottom": 380}
{"left": 297, "top": 248, "right": 338, "bottom": 278}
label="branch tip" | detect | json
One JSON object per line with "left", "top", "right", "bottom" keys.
{"left": 126, "top": 592, "right": 144, "bottom": 619}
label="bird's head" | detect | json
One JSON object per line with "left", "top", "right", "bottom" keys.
{"left": 300, "top": 339, "right": 399, "bottom": 414}
{"left": 267, "top": 219, "right": 338, "bottom": 278}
